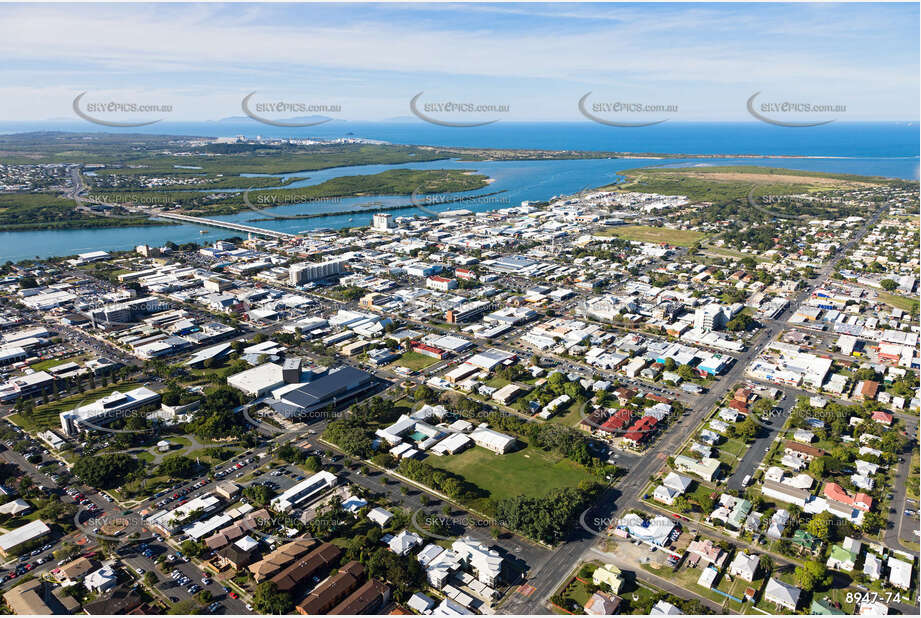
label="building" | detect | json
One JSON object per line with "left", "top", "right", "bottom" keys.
{"left": 492, "top": 384, "right": 524, "bottom": 405}
{"left": 271, "top": 471, "right": 338, "bottom": 512}
{"left": 784, "top": 440, "right": 825, "bottom": 461}
{"left": 761, "top": 479, "right": 811, "bottom": 508}
{"left": 446, "top": 301, "right": 494, "bottom": 324}
{"left": 0, "top": 370, "right": 55, "bottom": 402}
{"left": 149, "top": 493, "right": 222, "bottom": 533}
{"left": 687, "top": 539, "right": 726, "bottom": 567}
{"left": 672, "top": 455, "right": 721, "bottom": 482}
{"left": 367, "top": 507, "right": 393, "bottom": 528}
{"left": 85, "top": 565, "right": 118, "bottom": 594}
{"left": 227, "top": 362, "right": 286, "bottom": 397}
{"left": 296, "top": 561, "right": 365, "bottom": 615}
{"left": 271, "top": 366, "right": 376, "bottom": 419}
{"left": 585, "top": 591, "right": 621, "bottom": 615}
{"left": 289, "top": 260, "right": 346, "bottom": 285}
{"left": 372, "top": 213, "right": 395, "bottom": 231}
{"left": 3, "top": 579, "right": 80, "bottom": 615}
{"left": 452, "top": 537, "right": 503, "bottom": 586}
{"left": 426, "top": 275, "right": 458, "bottom": 291}
{"left": 823, "top": 483, "right": 872, "bottom": 512}
{"left": 389, "top": 530, "right": 423, "bottom": 556}
{"left": 60, "top": 386, "right": 161, "bottom": 436}
{"left": 271, "top": 542, "right": 342, "bottom": 594}
{"left": 470, "top": 428, "right": 517, "bottom": 454}
{"left": 249, "top": 538, "right": 320, "bottom": 582}
{"left": 887, "top": 556, "right": 912, "bottom": 590}
{"left": 0, "top": 520, "right": 51, "bottom": 557}
{"left": 764, "top": 577, "right": 801, "bottom": 611}
{"left": 328, "top": 579, "right": 390, "bottom": 615}
{"left": 728, "top": 552, "right": 759, "bottom": 582}
{"left": 592, "top": 564, "right": 624, "bottom": 593}
{"left": 694, "top": 304, "right": 727, "bottom": 332}
{"left": 826, "top": 544, "right": 858, "bottom": 571}
{"left": 650, "top": 600, "right": 684, "bottom": 615}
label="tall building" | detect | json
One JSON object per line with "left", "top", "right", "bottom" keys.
{"left": 289, "top": 260, "right": 346, "bottom": 285}
{"left": 372, "top": 213, "right": 394, "bottom": 231}
{"left": 694, "top": 304, "right": 727, "bottom": 332}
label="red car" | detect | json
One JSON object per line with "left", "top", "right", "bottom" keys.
{"left": 228, "top": 592, "right": 238, "bottom": 599}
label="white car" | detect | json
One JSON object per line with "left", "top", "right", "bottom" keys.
{"left": 134, "top": 567, "right": 145, "bottom": 575}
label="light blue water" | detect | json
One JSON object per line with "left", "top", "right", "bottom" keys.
{"left": 0, "top": 122, "right": 917, "bottom": 261}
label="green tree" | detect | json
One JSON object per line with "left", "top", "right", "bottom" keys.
{"left": 157, "top": 455, "right": 199, "bottom": 479}
{"left": 73, "top": 453, "right": 143, "bottom": 489}
{"left": 805, "top": 511, "right": 834, "bottom": 541}
{"left": 252, "top": 581, "right": 293, "bottom": 615}
{"left": 879, "top": 279, "right": 898, "bottom": 291}
{"left": 795, "top": 560, "right": 829, "bottom": 592}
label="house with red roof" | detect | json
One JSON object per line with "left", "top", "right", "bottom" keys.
{"left": 857, "top": 380, "right": 879, "bottom": 401}
{"left": 824, "top": 482, "right": 873, "bottom": 512}
{"left": 871, "top": 410, "right": 893, "bottom": 426}
{"left": 728, "top": 399, "right": 749, "bottom": 414}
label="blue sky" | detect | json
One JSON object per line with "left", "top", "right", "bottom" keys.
{"left": 0, "top": 2, "right": 917, "bottom": 122}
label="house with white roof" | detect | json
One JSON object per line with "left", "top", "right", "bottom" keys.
{"left": 728, "top": 552, "right": 759, "bottom": 582}
{"left": 389, "top": 530, "right": 423, "bottom": 556}
{"left": 887, "top": 556, "right": 912, "bottom": 590}
{"left": 368, "top": 507, "right": 393, "bottom": 528}
{"left": 764, "top": 577, "right": 801, "bottom": 611}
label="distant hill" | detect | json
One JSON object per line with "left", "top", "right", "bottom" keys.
{"left": 216, "top": 115, "right": 344, "bottom": 124}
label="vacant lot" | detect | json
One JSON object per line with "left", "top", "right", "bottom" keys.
{"left": 878, "top": 291, "right": 917, "bottom": 312}
{"left": 600, "top": 225, "right": 707, "bottom": 247}
{"left": 429, "top": 443, "right": 594, "bottom": 501}
{"left": 394, "top": 350, "right": 439, "bottom": 371}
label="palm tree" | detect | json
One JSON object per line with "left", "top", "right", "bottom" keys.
{"left": 759, "top": 554, "right": 774, "bottom": 577}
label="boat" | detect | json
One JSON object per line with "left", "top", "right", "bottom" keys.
{"left": 199, "top": 229, "right": 209, "bottom": 234}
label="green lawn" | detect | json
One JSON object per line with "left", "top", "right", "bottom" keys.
{"left": 186, "top": 446, "right": 243, "bottom": 466}
{"left": 393, "top": 351, "right": 439, "bottom": 371}
{"left": 29, "top": 355, "right": 87, "bottom": 372}
{"left": 428, "top": 443, "right": 595, "bottom": 501}
{"left": 598, "top": 225, "right": 707, "bottom": 247}
{"left": 642, "top": 562, "right": 742, "bottom": 610}
{"left": 8, "top": 381, "right": 144, "bottom": 433}
{"left": 549, "top": 400, "right": 584, "bottom": 428}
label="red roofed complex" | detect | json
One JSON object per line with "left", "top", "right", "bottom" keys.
{"left": 824, "top": 483, "right": 873, "bottom": 512}
{"left": 599, "top": 409, "right": 632, "bottom": 434}
{"left": 410, "top": 342, "right": 447, "bottom": 359}
{"left": 622, "top": 416, "right": 657, "bottom": 447}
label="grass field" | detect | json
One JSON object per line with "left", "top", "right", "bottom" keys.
{"left": 394, "top": 351, "right": 440, "bottom": 371}
{"left": 878, "top": 291, "right": 918, "bottom": 312}
{"left": 599, "top": 225, "right": 707, "bottom": 247}
{"left": 8, "top": 381, "right": 144, "bottom": 433}
{"left": 428, "top": 443, "right": 594, "bottom": 501}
